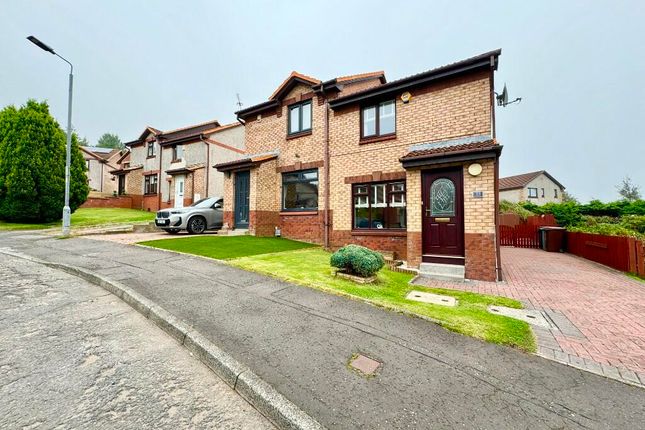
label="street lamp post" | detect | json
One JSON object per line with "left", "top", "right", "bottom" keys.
{"left": 27, "top": 36, "right": 74, "bottom": 236}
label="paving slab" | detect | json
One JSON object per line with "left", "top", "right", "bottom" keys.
{"left": 414, "top": 247, "right": 645, "bottom": 385}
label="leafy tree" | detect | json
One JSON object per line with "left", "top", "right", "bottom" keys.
{"left": 97, "top": 132, "right": 123, "bottom": 149}
{"left": 616, "top": 176, "right": 641, "bottom": 201}
{"left": 561, "top": 190, "right": 579, "bottom": 204}
{"left": 78, "top": 136, "right": 90, "bottom": 146}
{"left": 0, "top": 100, "right": 89, "bottom": 223}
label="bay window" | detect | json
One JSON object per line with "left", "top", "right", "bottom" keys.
{"left": 353, "top": 181, "right": 406, "bottom": 230}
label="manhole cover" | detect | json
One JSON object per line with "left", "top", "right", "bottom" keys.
{"left": 488, "top": 306, "right": 552, "bottom": 328}
{"left": 406, "top": 290, "right": 457, "bottom": 307}
{"left": 349, "top": 354, "right": 381, "bottom": 376}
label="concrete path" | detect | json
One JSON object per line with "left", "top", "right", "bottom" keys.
{"left": 1, "top": 231, "right": 644, "bottom": 429}
{"left": 0, "top": 252, "right": 272, "bottom": 429}
{"left": 415, "top": 247, "right": 645, "bottom": 385}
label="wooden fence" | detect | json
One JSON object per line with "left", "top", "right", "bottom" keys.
{"left": 499, "top": 214, "right": 557, "bottom": 248}
{"left": 566, "top": 232, "right": 645, "bottom": 276}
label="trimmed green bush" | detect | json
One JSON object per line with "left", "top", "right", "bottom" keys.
{"left": 330, "top": 244, "right": 385, "bottom": 278}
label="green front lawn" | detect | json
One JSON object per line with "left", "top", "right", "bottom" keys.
{"left": 0, "top": 208, "right": 155, "bottom": 231}
{"left": 230, "top": 248, "right": 535, "bottom": 352}
{"left": 138, "top": 235, "right": 317, "bottom": 260}
{"left": 139, "top": 235, "right": 534, "bottom": 352}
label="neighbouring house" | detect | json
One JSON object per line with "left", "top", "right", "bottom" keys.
{"left": 215, "top": 49, "right": 504, "bottom": 281}
{"left": 499, "top": 170, "right": 565, "bottom": 205}
{"left": 114, "top": 120, "right": 245, "bottom": 212}
{"left": 80, "top": 146, "right": 123, "bottom": 194}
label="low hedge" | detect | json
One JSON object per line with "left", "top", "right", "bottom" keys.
{"left": 330, "top": 244, "right": 384, "bottom": 278}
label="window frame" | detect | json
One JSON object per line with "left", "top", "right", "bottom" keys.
{"left": 360, "top": 99, "right": 396, "bottom": 140}
{"left": 281, "top": 168, "right": 319, "bottom": 212}
{"left": 352, "top": 180, "right": 406, "bottom": 231}
{"left": 527, "top": 187, "right": 538, "bottom": 198}
{"left": 172, "top": 144, "right": 183, "bottom": 162}
{"left": 147, "top": 141, "right": 156, "bottom": 158}
{"left": 144, "top": 174, "right": 158, "bottom": 195}
{"left": 287, "top": 100, "right": 312, "bottom": 137}
{"left": 554, "top": 188, "right": 558, "bottom": 198}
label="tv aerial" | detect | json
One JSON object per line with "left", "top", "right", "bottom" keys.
{"left": 495, "top": 84, "right": 522, "bottom": 107}
{"left": 236, "top": 93, "right": 243, "bottom": 110}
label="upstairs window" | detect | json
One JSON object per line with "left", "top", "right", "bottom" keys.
{"left": 288, "top": 101, "right": 312, "bottom": 135}
{"left": 282, "top": 169, "right": 318, "bottom": 211}
{"left": 361, "top": 100, "right": 396, "bottom": 139}
{"left": 353, "top": 181, "right": 406, "bottom": 230}
{"left": 147, "top": 141, "right": 155, "bottom": 157}
{"left": 172, "top": 145, "right": 183, "bottom": 161}
{"left": 144, "top": 174, "right": 158, "bottom": 194}
{"left": 554, "top": 189, "right": 558, "bottom": 198}
{"left": 528, "top": 187, "right": 538, "bottom": 198}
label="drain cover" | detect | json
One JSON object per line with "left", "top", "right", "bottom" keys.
{"left": 488, "top": 306, "right": 552, "bottom": 328}
{"left": 406, "top": 290, "right": 457, "bottom": 307}
{"left": 349, "top": 354, "right": 381, "bottom": 376}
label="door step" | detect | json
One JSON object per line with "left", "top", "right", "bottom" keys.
{"left": 222, "top": 229, "right": 249, "bottom": 236}
{"left": 418, "top": 262, "right": 465, "bottom": 282}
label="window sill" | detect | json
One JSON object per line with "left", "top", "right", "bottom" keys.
{"left": 359, "top": 134, "right": 396, "bottom": 145}
{"left": 170, "top": 159, "right": 182, "bottom": 164}
{"left": 146, "top": 155, "right": 156, "bottom": 159}
{"left": 351, "top": 229, "right": 407, "bottom": 237}
{"left": 144, "top": 192, "right": 158, "bottom": 196}
{"left": 286, "top": 130, "right": 312, "bottom": 140}
{"left": 280, "top": 210, "right": 318, "bottom": 216}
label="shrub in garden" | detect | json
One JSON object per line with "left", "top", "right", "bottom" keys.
{"left": 620, "top": 215, "right": 645, "bottom": 234}
{"left": 330, "top": 244, "right": 384, "bottom": 278}
{"left": 0, "top": 100, "right": 88, "bottom": 222}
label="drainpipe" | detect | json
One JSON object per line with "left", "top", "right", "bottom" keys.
{"left": 200, "top": 134, "right": 210, "bottom": 197}
{"left": 100, "top": 162, "right": 104, "bottom": 192}
{"left": 490, "top": 62, "right": 502, "bottom": 281}
{"left": 157, "top": 138, "right": 163, "bottom": 210}
{"left": 323, "top": 98, "right": 330, "bottom": 249}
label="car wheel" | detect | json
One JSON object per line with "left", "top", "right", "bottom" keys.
{"left": 166, "top": 229, "right": 180, "bottom": 235}
{"left": 187, "top": 216, "right": 207, "bottom": 234}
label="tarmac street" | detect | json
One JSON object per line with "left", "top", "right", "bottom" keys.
{"left": 0, "top": 252, "right": 273, "bottom": 430}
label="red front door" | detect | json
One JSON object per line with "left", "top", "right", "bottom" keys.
{"left": 422, "top": 168, "right": 465, "bottom": 265}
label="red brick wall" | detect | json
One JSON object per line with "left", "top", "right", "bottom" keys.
{"left": 331, "top": 230, "right": 408, "bottom": 259}
{"left": 250, "top": 210, "right": 280, "bottom": 236}
{"left": 464, "top": 233, "right": 497, "bottom": 281}
{"left": 280, "top": 212, "right": 324, "bottom": 244}
{"left": 142, "top": 195, "right": 160, "bottom": 212}
{"left": 81, "top": 196, "right": 133, "bottom": 209}
{"left": 406, "top": 231, "right": 422, "bottom": 268}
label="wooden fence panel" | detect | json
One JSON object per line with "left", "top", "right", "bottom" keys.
{"left": 499, "top": 214, "right": 554, "bottom": 248}
{"left": 565, "top": 232, "right": 640, "bottom": 273}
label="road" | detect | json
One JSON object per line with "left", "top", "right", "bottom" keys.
{"left": 0, "top": 252, "right": 273, "bottom": 429}
{"left": 1, "top": 231, "right": 644, "bottom": 429}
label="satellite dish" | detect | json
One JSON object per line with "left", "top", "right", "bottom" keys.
{"left": 496, "top": 83, "right": 521, "bottom": 107}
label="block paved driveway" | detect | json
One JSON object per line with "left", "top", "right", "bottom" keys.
{"left": 419, "top": 247, "right": 645, "bottom": 381}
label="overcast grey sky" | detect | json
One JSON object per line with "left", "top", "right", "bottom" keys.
{"left": 2, "top": 1, "right": 643, "bottom": 202}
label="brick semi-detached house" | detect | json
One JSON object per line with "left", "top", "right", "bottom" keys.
{"left": 114, "top": 120, "right": 244, "bottom": 212}
{"left": 216, "top": 50, "right": 504, "bottom": 281}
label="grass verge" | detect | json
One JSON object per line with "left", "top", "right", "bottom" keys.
{"left": 138, "top": 235, "right": 317, "bottom": 260}
{"left": 0, "top": 208, "right": 155, "bottom": 231}
{"left": 230, "top": 247, "right": 535, "bottom": 352}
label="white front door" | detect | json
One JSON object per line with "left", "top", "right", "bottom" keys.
{"left": 174, "top": 175, "right": 185, "bottom": 208}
